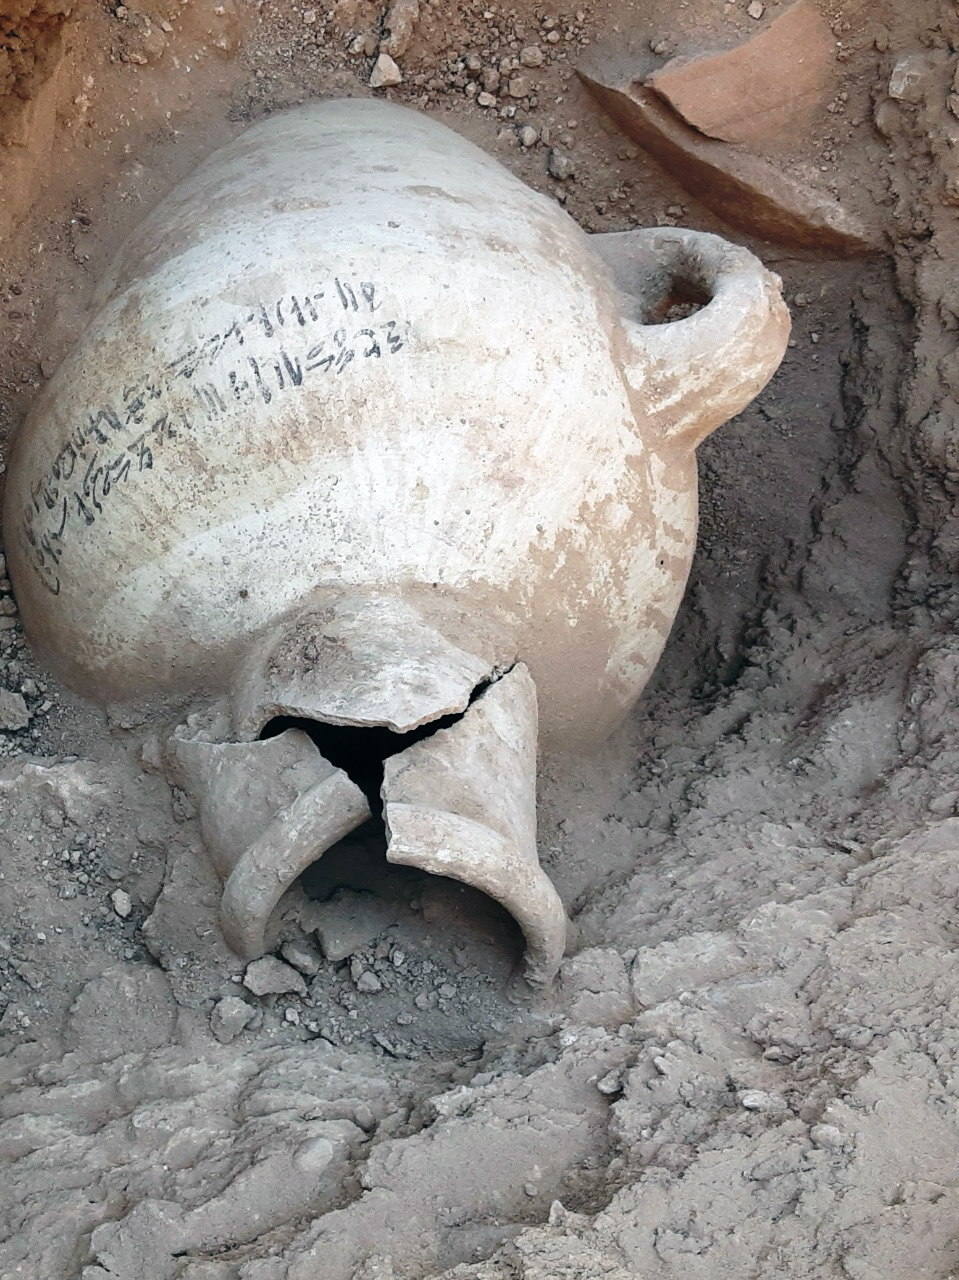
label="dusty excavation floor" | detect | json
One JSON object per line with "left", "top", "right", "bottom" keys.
{"left": 2, "top": 1, "right": 959, "bottom": 1277}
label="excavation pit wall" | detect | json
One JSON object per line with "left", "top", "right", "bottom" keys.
{"left": 2, "top": 2, "right": 959, "bottom": 1277}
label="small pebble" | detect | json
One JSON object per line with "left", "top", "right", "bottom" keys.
{"left": 596, "top": 1068, "right": 624, "bottom": 1096}
{"left": 350, "top": 955, "right": 383, "bottom": 992}
{"left": 507, "top": 74, "right": 532, "bottom": 98}
{"left": 739, "top": 1089, "right": 785, "bottom": 1112}
{"left": 481, "top": 66, "right": 500, "bottom": 93}
{"left": 747, "top": 0, "right": 765, "bottom": 16}
{"left": 477, "top": 91, "right": 497, "bottom": 108}
{"left": 810, "top": 1123, "right": 845, "bottom": 1149}
{"left": 110, "top": 889, "right": 133, "bottom": 919}
{"left": 547, "top": 148, "right": 575, "bottom": 180}
{"left": 518, "top": 125, "right": 538, "bottom": 147}
{"left": 520, "top": 45, "right": 544, "bottom": 67}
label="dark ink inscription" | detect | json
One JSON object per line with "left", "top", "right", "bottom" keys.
{"left": 21, "top": 276, "right": 407, "bottom": 595}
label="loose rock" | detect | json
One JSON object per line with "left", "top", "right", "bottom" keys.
{"left": 369, "top": 53, "right": 403, "bottom": 89}
{"left": 349, "top": 32, "right": 378, "bottom": 55}
{"left": 739, "top": 1089, "right": 786, "bottom": 1112}
{"left": 810, "top": 1122, "right": 845, "bottom": 1149}
{"left": 350, "top": 956, "right": 383, "bottom": 993}
{"left": 547, "top": 148, "right": 575, "bottom": 180}
{"left": 596, "top": 1068, "right": 624, "bottom": 1096}
{"left": 242, "top": 956, "right": 308, "bottom": 997}
{"left": 380, "top": 0, "right": 420, "bottom": 59}
{"left": 480, "top": 66, "right": 500, "bottom": 93}
{"left": 887, "top": 54, "right": 935, "bottom": 104}
{"left": 0, "top": 688, "right": 30, "bottom": 731}
{"left": 280, "top": 938, "right": 323, "bottom": 976}
{"left": 110, "top": 889, "right": 133, "bottom": 919}
{"left": 210, "top": 996, "right": 255, "bottom": 1044}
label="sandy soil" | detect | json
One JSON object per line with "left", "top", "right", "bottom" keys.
{"left": 2, "top": 0, "right": 959, "bottom": 1277}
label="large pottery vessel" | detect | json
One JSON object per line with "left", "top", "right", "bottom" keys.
{"left": 4, "top": 100, "right": 790, "bottom": 983}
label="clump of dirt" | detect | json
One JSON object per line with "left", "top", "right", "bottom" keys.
{"left": 3, "top": 1, "right": 959, "bottom": 1278}
{"left": 0, "top": 1, "right": 73, "bottom": 129}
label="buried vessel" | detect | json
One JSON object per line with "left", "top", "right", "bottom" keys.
{"left": 4, "top": 100, "right": 789, "bottom": 985}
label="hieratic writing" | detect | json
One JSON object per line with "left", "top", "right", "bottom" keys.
{"left": 21, "top": 276, "right": 408, "bottom": 596}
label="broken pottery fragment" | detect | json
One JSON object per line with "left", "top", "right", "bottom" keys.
{"left": 580, "top": 68, "right": 880, "bottom": 255}
{"left": 646, "top": 0, "right": 835, "bottom": 145}
{"left": 4, "top": 100, "right": 789, "bottom": 985}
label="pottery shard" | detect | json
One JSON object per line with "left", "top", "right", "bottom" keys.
{"left": 646, "top": 0, "right": 834, "bottom": 145}
{"left": 578, "top": 68, "right": 879, "bottom": 256}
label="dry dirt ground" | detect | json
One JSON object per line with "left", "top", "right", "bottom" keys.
{"left": 2, "top": 1, "right": 959, "bottom": 1277}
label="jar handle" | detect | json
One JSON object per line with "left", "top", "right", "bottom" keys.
{"left": 591, "top": 227, "right": 790, "bottom": 450}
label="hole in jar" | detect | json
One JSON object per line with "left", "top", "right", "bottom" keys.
{"left": 257, "top": 672, "right": 494, "bottom": 816}
{"left": 639, "top": 273, "right": 712, "bottom": 325}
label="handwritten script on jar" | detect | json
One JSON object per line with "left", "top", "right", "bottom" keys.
{"left": 20, "top": 277, "right": 408, "bottom": 596}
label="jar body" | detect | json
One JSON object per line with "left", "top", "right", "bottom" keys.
{"left": 6, "top": 100, "right": 700, "bottom": 743}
